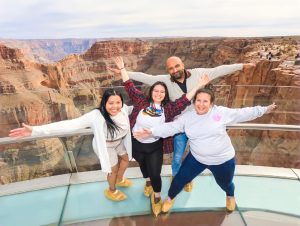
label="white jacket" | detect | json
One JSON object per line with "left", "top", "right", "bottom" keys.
{"left": 32, "top": 106, "right": 132, "bottom": 173}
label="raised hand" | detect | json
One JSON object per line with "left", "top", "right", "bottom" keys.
{"left": 9, "top": 123, "right": 33, "bottom": 138}
{"left": 198, "top": 75, "right": 209, "bottom": 88}
{"left": 133, "top": 128, "right": 152, "bottom": 140}
{"left": 107, "top": 56, "right": 126, "bottom": 76}
{"left": 265, "top": 103, "right": 277, "bottom": 114}
{"left": 114, "top": 56, "right": 125, "bottom": 70}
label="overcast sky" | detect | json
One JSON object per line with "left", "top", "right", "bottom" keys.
{"left": 0, "top": 0, "right": 299, "bottom": 39}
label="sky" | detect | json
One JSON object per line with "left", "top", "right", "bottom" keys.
{"left": 0, "top": 0, "right": 299, "bottom": 39}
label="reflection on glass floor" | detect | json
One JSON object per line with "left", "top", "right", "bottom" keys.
{"left": 69, "top": 211, "right": 246, "bottom": 226}
{"left": 0, "top": 171, "right": 299, "bottom": 226}
{"left": 69, "top": 211, "right": 300, "bottom": 226}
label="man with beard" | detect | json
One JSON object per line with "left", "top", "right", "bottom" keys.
{"left": 125, "top": 56, "right": 254, "bottom": 192}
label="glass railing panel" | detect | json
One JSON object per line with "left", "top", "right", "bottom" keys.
{"left": 229, "top": 129, "right": 300, "bottom": 168}
{"left": 0, "top": 90, "right": 77, "bottom": 184}
{"left": 0, "top": 85, "right": 142, "bottom": 187}
{"left": 212, "top": 85, "right": 232, "bottom": 106}
{"left": 230, "top": 85, "right": 300, "bottom": 125}
{"left": 0, "top": 139, "right": 72, "bottom": 185}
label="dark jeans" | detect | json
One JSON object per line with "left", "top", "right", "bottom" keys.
{"left": 168, "top": 152, "right": 235, "bottom": 199}
{"left": 132, "top": 138, "right": 163, "bottom": 193}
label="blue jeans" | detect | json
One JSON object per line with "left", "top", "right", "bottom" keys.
{"left": 168, "top": 152, "right": 236, "bottom": 199}
{"left": 172, "top": 133, "right": 188, "bottom": 176}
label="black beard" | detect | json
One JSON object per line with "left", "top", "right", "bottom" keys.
{"left": 171, "top": 70, "right": 185, "bottom": 80}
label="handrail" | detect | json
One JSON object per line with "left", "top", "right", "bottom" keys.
{"left": 1, "top": 123, "right": 299, "bottom": 145}
{"left": 227, "top": 123, "right": 300, "bottom": 131}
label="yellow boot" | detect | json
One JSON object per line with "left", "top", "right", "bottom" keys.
{"left": 226, "top": 196, "right": 236, "bottom": 212}
{"left": 115, "top": 178, "right": 133, "bottom": 187}
{"left": 184, "top": 181, "right": 193, "bottom": 192}
{"left": 104, "top": 189, "right": 127, "bottom": 201}
{"left": 161, "top": 197, "right": 175, "bottom": 213}
{"left": 151, "top": 193, "right": 162, "bottom": 217}
{"left": 144, "top": 184, "right": 153, "bottom": 197}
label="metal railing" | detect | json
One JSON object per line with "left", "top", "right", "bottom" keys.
{"left": 1, "top": 123, "right": 299, "bottom": 145}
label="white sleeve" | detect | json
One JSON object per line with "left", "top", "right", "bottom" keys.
{"left": 127, "top": 71, "right": 169, "bottom": 86}
{"left": 127, "top": 105, "right": 134, "bottom": 115}
{"left": 221, "top": 106, "right": 268, "bottom": 124}
{"left": 152, "top": 115, "right": 185, "bottom": 138}
{"left": 32, "top": 110, "right": 96, "bottom": 136}
{"left": 190, "top": 64, "right": 243, "bottom": 81}
{"left": 122, "top": 104, "right": 133, "bottom": 115}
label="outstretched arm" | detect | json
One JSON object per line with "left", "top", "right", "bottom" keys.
{"left": 9, "top": 111, "right": 96, "bottom": 138}
{"left": 134, "top": 114, "right": 186, "bottom": 139}
{"left": 127, "top": 72, "right": 169, "bottom": 86}
{"left": 107, "top": 59, "right": 168, "bottom": 85}
{"left": 190, "top": 63, "right": 255, "bottom": 81}
{"left": 223, "top": 103, "right": 277, "bottom": 124}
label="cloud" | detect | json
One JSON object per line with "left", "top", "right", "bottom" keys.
{"left": 0, "top": 0, "right": 299, "bottom": 38}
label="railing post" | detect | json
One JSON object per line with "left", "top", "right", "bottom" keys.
{"left": 58, "top": 137, "right": 78, "bottom": 173}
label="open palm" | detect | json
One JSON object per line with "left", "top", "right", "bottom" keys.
{"left": 9, "top": 123, "right": 33, "bottom": 138}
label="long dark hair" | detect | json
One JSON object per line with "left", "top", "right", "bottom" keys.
{"left": 148, "top": 81, "right": 170, "bottom": 106}
{"left": 97, "top": 89, "right": 124, "bottom": 139}
{"left": 193, "top": 84, "right": 215, "bottom": 104}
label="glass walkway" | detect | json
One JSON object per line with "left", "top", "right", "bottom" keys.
{"left": 0, "top": 164, "right": 299, "bottom": 225}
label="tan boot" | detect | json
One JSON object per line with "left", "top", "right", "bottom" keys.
{"left": 226, "top": 196, "right": 236, "bottom": 212}
{"left": 161, "top": 197, "right": 175, "bottom": 213}
{"left": 144, "top": 184, "right": 153, "bottom": 197}
{"left": 151, "top": 193, "right": 162, "bottom": 217}
{"left": 104, "top": 189, "right": 127, "bottom": 201}
{"left": 115, "top": 178, "right": 133, "bottom": 187}
{"left": 184, "top": 181, "right": 193, "bottom": 192}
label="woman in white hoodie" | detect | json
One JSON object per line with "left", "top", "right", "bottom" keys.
{"left": 134, "top": 85, "right": 277, "bottom": 213}
{"left": 9, "top": 89, "right": 133, "bottom": 202}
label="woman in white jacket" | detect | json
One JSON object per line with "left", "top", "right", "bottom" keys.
{"left": 9, "top": 89, "right": 133, "bottom": 201}
{"left": 134, "top": 85, "right": 277, "bottom": 213}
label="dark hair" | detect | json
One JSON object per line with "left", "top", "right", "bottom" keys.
{"left": 193, "top": 84, "right": 215, "bottom": 104}
{"left": 148, "top": 81, "right": 170, "bottom": 106}
{"left": 97, "top": 89, "right": 123, "bottom": 139}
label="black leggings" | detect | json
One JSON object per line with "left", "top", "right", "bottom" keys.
{"left": 132, "top": 137, "right": 163, "bottom": 193}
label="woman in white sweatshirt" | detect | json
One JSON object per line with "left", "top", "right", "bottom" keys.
{"left": 9, "top": 89, "right": 133, "bottom": 202}
{"left": 134, "top": 86, "right": 277, "bottom": 213}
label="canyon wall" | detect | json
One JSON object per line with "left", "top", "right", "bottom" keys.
{"left": 0, "top": 36, "right": 299, "bottom": 184}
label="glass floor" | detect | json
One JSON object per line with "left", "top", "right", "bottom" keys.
{"left": 0, "top": 171, "right": 300, "bottom": 226}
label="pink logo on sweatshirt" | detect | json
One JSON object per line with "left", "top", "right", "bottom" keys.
{"left": 213, "top": 114, "right": 221, "bottom": 122}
